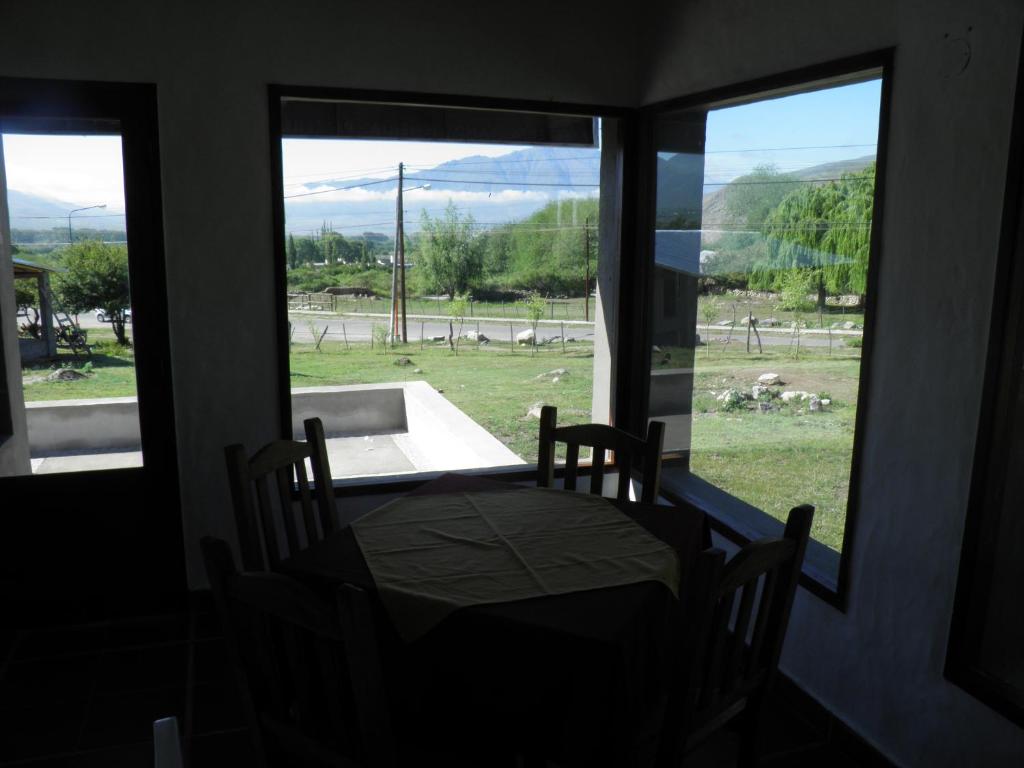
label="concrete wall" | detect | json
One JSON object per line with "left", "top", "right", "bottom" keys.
{"left": 290, "top": 384, "right": 407, "bottom": 438}
{"left": 0, "top": 135, "right": 31, "bottom": 476}
{"left": 644, "top": 1, "right": 1024, "bottom": 764}
{"left": 26, "top": 397, "right": 141, "bottom": 454}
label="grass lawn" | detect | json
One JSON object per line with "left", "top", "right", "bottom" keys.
{"left": 688, "top": 345, "right": 862, "bottom": 551}
{"left": 290, "top": 339, "right": 595, "bottom": 462}
{"left": 21, "top": 329, "right": 138, "bottom": 401}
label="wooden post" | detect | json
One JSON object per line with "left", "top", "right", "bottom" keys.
{"left": 342, "top": 323, "right": 349, "bottom": 350}
{"left": 510, "top": 323, "right": 514, "bottom": 353}
{"left": 420, "top": 321, "right": 424, "bottom": 350}
{"left": 560, "top": 322, "right": 566, "bottom": 354}
{"left": 584, "top": 217, "right": 590, "bottom": 322}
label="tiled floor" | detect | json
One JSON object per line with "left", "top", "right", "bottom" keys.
{"left": 0, "top": 608, "right": 883, "bottom": 767}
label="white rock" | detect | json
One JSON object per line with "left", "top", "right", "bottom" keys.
{"left": 752, "top": 384, "right": 769, "bottom": 398}
{"left": 757, "top": 372, "right": 781, "bottom": 386}
{"left": 808, "top": 395, "right": 822, "bottom": 412}
{"left": 551, "top": 377, "right": 560, "bottom": 384}
{"left": 535, "top": 368, "right": 569, "bottom": 380}
{"left": 464, "top": 330, "right": 489, "bottom": 342}
{"left": 821, "top": 398, "right": 832, "bottom": 406}
{"left": 527, "top": 402, "right": 545, "bottom": 419}
{"left": 516, "top": 328, "right": 535, "bottom": 345}
{"left": 780, "top": 390, "right": 811, "bottom": 403}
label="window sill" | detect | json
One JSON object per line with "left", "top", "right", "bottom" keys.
{"left": 659, "top": 467, "right": 845, "bottom": 609}
{"left": 326, "top": 462, "right": 568, "bottom": 497}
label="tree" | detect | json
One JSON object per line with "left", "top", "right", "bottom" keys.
{"left": 418, "top": 202, "right": 482, "bottom": 300}
{"left": 15, "top": 279, "right": 41, "bottom": 338}
{"left": 522, "top": 292, "right": 547, "bottom": 356}
{"left": 752, "top": 164, "right": 876, "bottom": 308}
{"left": 55, "top": 241, "right": 132, "bottom": 345}
{"left": 723, "top": 164, "right": 801, "bottom": 230}
{"left": 287, "top": 234, "right": 298, "bottom": 269}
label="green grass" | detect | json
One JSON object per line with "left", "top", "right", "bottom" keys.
{"left": 688, "top": 345, "right": 862, "bottom": 550}
{"left": 290, "top": 339, "right": 595, "bottom": 462}
{"left": 21, "top": 329, "right": 138, "bottom": 401}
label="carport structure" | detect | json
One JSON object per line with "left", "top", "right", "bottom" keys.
{"left": 12, "top": 256, "right": 56, "bottom": 361}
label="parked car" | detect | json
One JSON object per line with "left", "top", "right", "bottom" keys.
{"left": 94, "top": 308, "right": 132, "bottom": 323}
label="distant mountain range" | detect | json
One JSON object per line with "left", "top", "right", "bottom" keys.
{"left": 5, "top": 149, "right": 875, "bottom": 237}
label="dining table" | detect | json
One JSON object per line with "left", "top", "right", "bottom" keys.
{"left": 282, "top": 472, "right": 710, "bottom": 768}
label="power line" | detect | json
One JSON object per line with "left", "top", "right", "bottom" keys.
{"left": 701, "top": 143, "right": 876, "bottom": 154}
{"left": 412, "top": 176, "right": 598, "bottom": 188}
{"left": 283, "top": 177, "right": 397, "bottom": 199}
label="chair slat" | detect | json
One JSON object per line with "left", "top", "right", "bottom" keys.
{"left": 564, "top": 443, "right": 579, "bottom": 491}
{"left": 254, "top": 475, "right": 282, "bottom": 569}
{"left": 616, "top": 451, "right": 633, "bottom": 501}
{"left": 726, "top": 577, "right": 758, "bottom": 691}
{"left": 304, "top": 418, "right": 336, "bottom": 534}
{"left": 294, "top": 461, "right": 319, "bottom": 545}
{"left": 589, "top": 448, "right": 606, "bottom": 495}
{"left": 274, "top": 466, "right": 301, "bottom": 559}
{"left": 749, "top": 568, "right": 778, "bottom": 671}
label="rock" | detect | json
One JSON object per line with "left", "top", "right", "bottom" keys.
{"left": 841, "top": 321, "right": 858, "bottom": 330}
{"left": 716, "top": 319, "right": 732, "bottom": 326}
{"left": 780, "top": 390, "right": 811, "bottom": 403}
{"left": 413, "top": 368, "right": 423, "bottom": 373}
{"left": 760, "top": 317, "right": 780, "bottom": 327}
{"left": 47, "top": 368, "right": 87, "bottom": 381}
{"left": 527, "top": 402, "right": 546, "bottom": 419}
{"left": 535, "top": 368, "right": 569, "bottom": 380}
{"left": 752, "top": 384, "right": 770, "bottom": 399}
{"left": 758, "top": 401, "right": 772, "bottom": 412}
{"left": 565, "top": 337, "right": 577, "bottom": 343}
{"left": 465, "top": 330, "right": 489, "bottom": 342}
{"left": 652, "top": 345, "right": 662, "bottom": 353}
{"left": 393, "top": 356, "right": 413, "bottom": 366}
{"left": 741, "top": 316, "right": 757, "bottom": 326}
{"left": 429, "top": 335, "right": 446, "bottom": 342}
{"left": 716, "top": 389, "right": 747, "bottom": 409}
{"left": 551, "top": 377, "right": 560, "bottom": 384}
{"left": 821, "top": 398, "right": 832, "bottom": 407}
{"left": 516, "top": 328, "right": 535, "bottom": 345}
{"left": 757, "top": 372, "right": 781, "bottom": 386}
{"left": 808, "top": 395, "right": 822, "bottom": 412}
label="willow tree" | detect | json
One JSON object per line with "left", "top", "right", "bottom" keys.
{"left": 751, "top": 163, "right": 875, "bottom": 309}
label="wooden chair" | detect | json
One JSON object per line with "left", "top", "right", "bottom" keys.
{"left": 658, "top": 504, "right": 814, "bottom": 768}
{"left": 225, "top": 417, "right": 336, "bottom": 571}
{"left": 201, "top": 536, "right": 395, "bottom": 768}
{"left": 536, "top": 405, "right": 666, "bottom": 504}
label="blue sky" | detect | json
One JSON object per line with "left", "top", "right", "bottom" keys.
{"left": 701, "top": 78, "right": 882, "bottom": 185}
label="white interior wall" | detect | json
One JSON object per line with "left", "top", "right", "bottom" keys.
{"left": 644, "top": 0, "right": 1024, "bottom": 764}
{"left": 0, "top": 0, "right": 640, "bottom": 585}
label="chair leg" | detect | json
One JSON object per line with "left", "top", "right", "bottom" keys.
{"left": 736, "top": 697, "right": 766, "bottom": 768}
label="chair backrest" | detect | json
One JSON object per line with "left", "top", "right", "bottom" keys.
{"left": 201, "top": 536, "right": 395, "bottom": 768}
{"left": 667, "top": 504, "right": 813, "bottom": 757}
{"left": 536, "top": 405, "right": 666, "bottom": 504}
{"left": 225, "top": 417, "right": 336, "bottom": 570}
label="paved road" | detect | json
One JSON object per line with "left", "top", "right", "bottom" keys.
{"left": 288, "top": 312, "right": 855, "bottom": 349}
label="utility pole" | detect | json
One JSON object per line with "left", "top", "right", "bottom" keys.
{"left": 398, "top": 162, "right": 408, "bottom": 343}
{"left": 584, "top": 217, "right": 591, "bottom": 322}
{"left": 390, "top": 171, "right": 400, "bottom": 340}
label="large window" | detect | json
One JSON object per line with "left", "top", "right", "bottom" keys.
{"left": 644, "top": 58, "right": 890, "bottom": 597}
{"left": 4, "top": 132, "right": 140, "bottom": 474}
{"left": 271, "top": 92, "right": 621, "bottom": 483}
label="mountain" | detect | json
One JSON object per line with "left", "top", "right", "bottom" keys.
{"left": 284, "top": 145, "right": 601, "bottom": 235}
{"left": 6, "top": 189, "right": 80, "bottom": 229}
{"left": 699, "top": 154, "right": 876, "bottom": 235}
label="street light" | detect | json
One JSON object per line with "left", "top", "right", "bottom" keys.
{"left": 389, "top": 163, "right": 430, "bottom": 342}
{"left": 67, "top": 204, "right": 107, "bottom": 244}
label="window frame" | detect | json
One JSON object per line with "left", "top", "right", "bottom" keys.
{"left": 266, "top": 84, "right": 635, "bottom": 487}
{"left": 945, "top": 28, "right": 1024, "bottom": 727}
{"left": 630, "top": 50, "right": 895, "bottom": 608}
{"left": 0, "top": 76, "right": 183, "bottom": 604}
